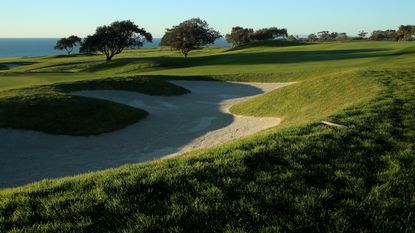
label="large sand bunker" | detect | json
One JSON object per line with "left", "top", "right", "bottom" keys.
{"left": 0, "top": 81, "right": 290, "bottom": 187}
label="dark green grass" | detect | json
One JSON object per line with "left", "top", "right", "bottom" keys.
{"left": 0, "top": 70, "right": 413, "bottom": 232}
{"left": 55, "top": 76, "right": 190, "bottom": 96}
{"left": 80, "top": 48, "right": 395, "bottom": 73}
{"left": 0, "top": 76, "right": 189, "bottom": 135}
{"left": 227, "top": 40, "right": 309, "bottom": 51}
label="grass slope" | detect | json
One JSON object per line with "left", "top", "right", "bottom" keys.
{"left": 0, "top": 70, "right": 413, "bottom": 232}
{"left": 0, "top": 41, "right": 414, "bottom": 232}
{"left": 230, "top": 70, "right": 381, "bottom": 127}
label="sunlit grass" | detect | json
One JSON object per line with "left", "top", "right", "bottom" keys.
{"left": 0, "top": 41, "right": 414, "bottom": 232}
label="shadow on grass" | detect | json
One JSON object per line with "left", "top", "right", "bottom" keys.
{"left": 51, "top": 53, "right": 100, "bottom": 59}
{"left": 226, "top": 40, "right": 309, "bottom": 51}
{"left": 81, "top": 48, "right": 408, "bottom": 73}
{"left": 19, "top": 47, "right": 415, "bottom": 75}
{"left": 0, "top": 62, "right": 38, "bottom": 70}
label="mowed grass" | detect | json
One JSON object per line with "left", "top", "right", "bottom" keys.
{"left": 0, "top": 76, "right": 189, "bottom": 135}
{"left": 0, "top": 41, "right": 414, "bottom": 232}
{"left": 0, "top": 70, "right": 413, "bottom": 232}
{"left": 230, "top": 70, "right": 382, "bottom": 127}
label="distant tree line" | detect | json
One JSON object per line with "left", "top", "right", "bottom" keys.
{"left": 305, "top": 25, "right": 415, "bottom": 42}
{"left": 54, "top": 18, "right": 222, "bottom": 60}
{"left": 306, "top": 31, "right": 349, "bottom": 42}
{"left": 225, "top": 27, "right": 288, "bottom": 47}
{"left": 370, "top": 25, "right": 415, "bottom": 41}
{"left": 54, "top": 21, "right": 415, "bottom": 61}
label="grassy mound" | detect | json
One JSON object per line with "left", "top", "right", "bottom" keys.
{"left": 0, "top": 76, "right": 189, "bottom": 135}
{"left": 0, "top": 70, "right": 413, "bottom": 232}
{"left": 230, "top": 70, "right": 382, "bottom": 126}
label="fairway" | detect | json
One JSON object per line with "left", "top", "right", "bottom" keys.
{"left": 0, "top": 41, "right": 414, "bottom": 232}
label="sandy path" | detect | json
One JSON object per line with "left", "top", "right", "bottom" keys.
{"left": 0, "top": 81, "right": 290, "bottom": 188}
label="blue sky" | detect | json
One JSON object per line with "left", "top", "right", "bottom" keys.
{"left": 1, "top": 0, "right": 414, "bottom": 38}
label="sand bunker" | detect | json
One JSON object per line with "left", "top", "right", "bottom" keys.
{"left": 0, "top": 62, "right": 36, "bottom": 69}
{"left": 0, "top": 81, "right": 290, "bottom": 187}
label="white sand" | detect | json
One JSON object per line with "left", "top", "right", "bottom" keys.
{"left": 0, "top": 81, "right": 290, "bottom": 187}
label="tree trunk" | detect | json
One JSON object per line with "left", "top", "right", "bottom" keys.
{"left": 65, "top": 48, "right": 72, "bottom": 55}
{"left": 181, "top": 48, "right": 189, "bottom": 57}
{"left": 106, "top": 52, "right": 116, "bottom": 62}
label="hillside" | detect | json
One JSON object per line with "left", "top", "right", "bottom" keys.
{"left": 0, "top": 41, "right": 414, "bottom": 232}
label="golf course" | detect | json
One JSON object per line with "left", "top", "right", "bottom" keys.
{"left": 0, "top": 39, "right": 414, "bottom": 232}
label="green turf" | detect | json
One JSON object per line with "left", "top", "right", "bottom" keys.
{"left": 0, "top": 41, "right": 414, "bottom": 232}
{"left": 0, "top": 76, "right": 189, "bottom": 135}
{"left": 230, "top": 70, "right": 382, "bottom": 127}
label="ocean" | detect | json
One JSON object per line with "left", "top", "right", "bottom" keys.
{"left": 0, "top": 38, "right": 230, "bottom": 58}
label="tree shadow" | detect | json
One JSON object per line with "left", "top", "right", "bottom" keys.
{"left": 80, "top": 48, "right": 404, "bottom": 74}
{"left": 226, "top": 40, "right": 309, "bottom": 51}
{"left": 0, "top": 62, "right": 38, "bottom": 70}
{"left": 24, "top": 47, "right": 413, "bottom": 75}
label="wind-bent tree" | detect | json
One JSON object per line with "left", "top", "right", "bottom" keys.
{"left": 358, "top": 30, "right": 368, "bottom": 39}
{"left": 225, "top": 27, "right": 254, "bottom": 47}
{"left": 54, "top": 35, "right": 82, "bottom": 55}
{"left": 160, "top": 18, "right": 222, "bottom": 57}
{"left": 80, "top": 20, "right": 152, "bottom": 62}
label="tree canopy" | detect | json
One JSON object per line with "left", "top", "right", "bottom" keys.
{"left": 370, "top": 30, "right": 398, "bottom": 41}
{"left": 160, "top": 18, "right": 222, "bottom": 57}
{"left": 358, "top": 31, "right": 368, "bottom": 39}
{"left": 80, "top": 20, "right": 152, "bottom": 62}
{"left": 54, "top": 36, "right": 81, "bottom": 55}
{"left": 226, "top": 26, "right": 288, "bottom": 47}
{"left": 225, "top": 27, "right": 254, "bottom": 47}
{"left": 250, "top": 27, "right": 288, "bottom": 41}
{"left": 397, "top": 25, "right": 415, "bottom": 41}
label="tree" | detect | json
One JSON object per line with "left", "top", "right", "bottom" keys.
{"left": 79, "top": 35, "right": 99, "bottom": 54}
{"left": 225, "top": 27, "right": 254, "bottom": 47}
{"left": 358, "top": 30, "right": 368, "bottom": 39}
{"left": 317, "top": 31, "right": 330, "bottom": 41}
{"left": 54, "top": 35, "right": 81, "bottom": 55}
{"left": 307, "top": 33, "right": 318, "bottom": 42}
{"left": 250, "top": 27, "right": 288, "bottom": 41}
{"left": 370, "top": 30, "right": 398, "bottom": 41}
{"left": 337, "top": 32, "right": 348, "bottom": 41}
{"left": 287, "top": 35, "right": 299, "bottom": 42}
{"left": 160, "top": 18, "right": 221, "bottom": 57}
{"left": 397, "top": 25, "right": 415, "bottom": 41}
{"left": 80, "top": 20, "right": 152, "bottom": 62}
{"left": 330, "top": 32, "right": 339, "bottom": 40}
